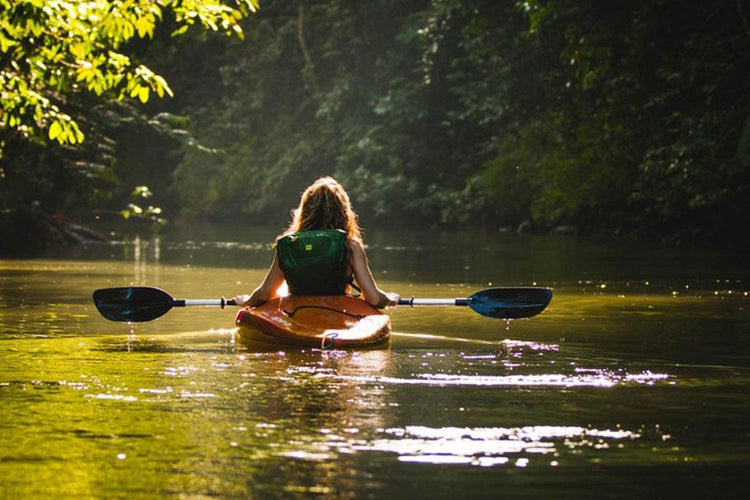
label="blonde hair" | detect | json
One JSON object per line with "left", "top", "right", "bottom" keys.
{"left": 284, "top": 176, "right": 362, "bottom": 242}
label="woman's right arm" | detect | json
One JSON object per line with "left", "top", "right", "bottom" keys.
{"left": 234, "top": 252, "right": 286, "bottom": 307}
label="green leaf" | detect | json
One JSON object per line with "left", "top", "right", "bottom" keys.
{"left": 48, "top": 120, "right": 62, "bottom": 140}
{"left": 138, "top": 86, "right": 150, "bottom": 103}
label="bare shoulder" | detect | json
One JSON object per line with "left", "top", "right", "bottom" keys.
{"left": 347, "top": 238, "right": 365, "bottom": 253}
{"left": 347, "top": 238, "right": 368, "bottom": 266}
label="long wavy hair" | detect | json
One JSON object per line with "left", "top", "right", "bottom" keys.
{"left": 283, "top": 177, "right": 363, "bottom": 243}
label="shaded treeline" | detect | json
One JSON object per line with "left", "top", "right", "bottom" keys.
{"left": 2, "top": 0, "right": 749, "bottom": 244}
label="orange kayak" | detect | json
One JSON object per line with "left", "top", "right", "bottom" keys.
{"left": 235, "top": 295, "right": 391, "bottom": 349}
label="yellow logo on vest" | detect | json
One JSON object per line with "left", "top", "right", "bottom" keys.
{"left": 305, "top": 244, "right": 313, "bottom": 251}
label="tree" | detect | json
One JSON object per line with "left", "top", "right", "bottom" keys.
{"left": 170, "top": 0, "right": 434, "bottom": 225}
{"left": 1, "top": 0, "right": 258, "bottom": 150}
{"left": 476, "top": 0, "right": 750, "bottom": 240}
{"left": 7, "top": 0, "right": 746, "bottom": 245}
{"left": 0, "top": 0, "right": 258, "bottom": 216}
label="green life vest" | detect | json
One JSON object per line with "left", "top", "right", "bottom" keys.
{"left": 276, "top": 229, "right": 350, "bottom": 295}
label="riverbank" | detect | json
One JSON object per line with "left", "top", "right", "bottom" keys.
{"left": 0, "top": 207, "right": 107, "bottom": 257}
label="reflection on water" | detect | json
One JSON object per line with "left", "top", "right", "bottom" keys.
{"left": 334, "top": 370, "right": 670, "bottom": 388}
{"left": 1, "top": 226, "right": 749, "bottom": 498}
{"left": 315, "top": 340, "right": 672, "bottom": 389}
{"left": 277, "top": 422, "right": 647, "bottom": 467}
{"left": 271, "top": 346, "right": 673, "bottom": 470}
{"left": 361, "top": 424, "right": 644, "bottom": 467}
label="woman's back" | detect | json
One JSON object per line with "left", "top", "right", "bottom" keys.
{"left": 276, "top": 229, "right": 350, "bottom": 295}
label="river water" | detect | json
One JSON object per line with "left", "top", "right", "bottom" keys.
{"left": 1, "top": 224, "right": 748, "bottom": 499}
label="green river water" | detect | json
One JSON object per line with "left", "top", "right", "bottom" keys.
{"left": 1, "top": 224, "right": 748, "bottom": 499}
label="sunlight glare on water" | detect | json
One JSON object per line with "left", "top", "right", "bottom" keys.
{"left": 363, "top": 424, "right": 642, "bottom": 467}
{"left": 319, "top": 368, "right": 670, "bottom": 388}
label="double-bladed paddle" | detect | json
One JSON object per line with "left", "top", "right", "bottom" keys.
{"left": 93, "top": 286, "right": 552, "bottom": 323}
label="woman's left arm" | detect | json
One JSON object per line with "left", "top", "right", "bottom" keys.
{"left": 349, "top": 240, "right": 400, "bottom": 308}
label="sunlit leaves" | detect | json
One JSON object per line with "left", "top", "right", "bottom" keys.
{"left": 121, "top": 185, "right": 166, "bottom": 224}
{"left": 47, "top": 115, "right": 85, "bottom": 144}
{"left": 0, "top": 0, "right": 259, "bottom": 149}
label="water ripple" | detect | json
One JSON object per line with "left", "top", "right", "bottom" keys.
{"left": 360, "top": 424, "right": 643, "bottom": 467}
{"left": 316, "top": 369, "right": 670, "bottom": 388}
{"left": 279, "top": 424, "right": 651, "bottom": 468}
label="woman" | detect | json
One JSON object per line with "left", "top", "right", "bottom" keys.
{"left": 234, "top": 177, "right": 400, "bottom": 309}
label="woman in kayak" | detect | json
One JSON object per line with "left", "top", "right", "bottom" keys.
{"left": 233, "top": 176, "right": 400, "bottom": 309}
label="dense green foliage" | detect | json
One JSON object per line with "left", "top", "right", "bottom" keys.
{"left": 2, "top": 0, "right": 749, "bottom": 244}
{"left": 0, "top": 0, "right": 258, "bottom": 215}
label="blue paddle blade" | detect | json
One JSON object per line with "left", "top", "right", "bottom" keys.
{"left": 93, "top": 287, "right": 175, "bottom": 322}
{"left": 467, "top": 287, "right": 552, "bottom": 319}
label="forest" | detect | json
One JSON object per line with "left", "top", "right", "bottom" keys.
{"left": 2, "top": 0, "right": 749, "bottom": 251}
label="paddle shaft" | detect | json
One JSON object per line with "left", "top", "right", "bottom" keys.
{"left": 176, "top": 298, "right": 237, "bottom": 307}
{"left": 183, "top": 298, "right": 463, "bottom": 307}
{"left": 399, "top": 297, "right": 469, "bottom": 306}
{"left": 191, "top": 298, "right": 470, "bottom": 307}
